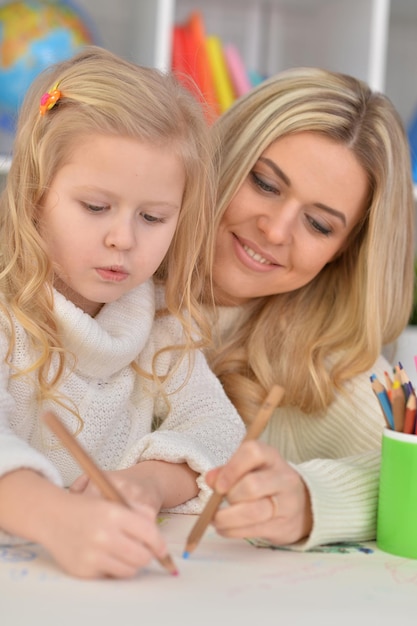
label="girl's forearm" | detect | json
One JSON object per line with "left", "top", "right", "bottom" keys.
{"left": 0, "top": 468, "right": 68, "bottom": 544}
{"left": 127, "top": 460, "right": 200, "bottom": 510}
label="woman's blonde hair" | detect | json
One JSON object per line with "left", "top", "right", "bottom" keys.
{"left": 0, "top": 45, "right": 216, "bottom": 407}
{"left": 208, "top": 66, "right": 414, "bottom": 422}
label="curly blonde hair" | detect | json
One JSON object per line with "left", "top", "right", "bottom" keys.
{"left": 208, "top": 67, "right": 414, "bottom": 423}
{"left": 0, "top": 45, "right": 217, "bottom": 412}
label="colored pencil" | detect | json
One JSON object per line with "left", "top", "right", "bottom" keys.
{"left": 398, "top": 361, "right": 414, "bottom": 397}
{"left": 383, "top": 370, "right": 393, "bottom": 391}
{"left": 404, "top": 392, "right": 417, "bottom": 434}
{"left": 41, "top": 411, "right": 178, "bottom": 576}
{"left": 182, "top": 384, "right": 285, "bottom": 558}
{"left": 383, "top": 370, "right": 393, "bottom": 400}
{"left": 391, "top": 379, "right": 406, "bottom": 432}
{"left": 370, "top": 374, "right": 394, "bottom": 429}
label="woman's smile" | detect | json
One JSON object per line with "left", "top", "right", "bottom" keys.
{"left": 213, "top": 131, "right": 368, "bottom": 305}
{"left": 233, "top": 234, "right": 281, "bottom": 271}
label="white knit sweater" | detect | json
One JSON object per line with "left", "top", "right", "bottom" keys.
{"left": 0, "top": 281, "right": 245, "bottom": 543}
{"left": 214, "top": 306, "right": 388, "bottom": 550}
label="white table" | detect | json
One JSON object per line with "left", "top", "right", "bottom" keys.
{"left": 1, "top": 513, "right": 416, "bottom": 626}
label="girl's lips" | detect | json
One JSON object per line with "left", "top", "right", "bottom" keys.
{"left": 96, "top": 267, "right": 129, "bottom": 282}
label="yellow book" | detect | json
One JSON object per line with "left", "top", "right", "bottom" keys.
{"left": 205, "top": 35, "right": 236, "bottom": 113}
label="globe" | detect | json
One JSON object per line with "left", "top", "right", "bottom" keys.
{"left": 0, "top": 0, "right": 95, "bottom": 138}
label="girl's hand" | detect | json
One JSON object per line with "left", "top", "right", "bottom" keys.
{"left": 205, "top": 441, "right": 313, "bottom": 546}
{"left": 0, "top": 469, "right": 170, "bottom": 580}
{"left": 70, "top": 468, "right": 160, "bottom": 513}
{"left": 42, "top": 491, "right": 168, "bottom": 579}
{"left": 70, "top": 461, "right": 199, "bottom": 513}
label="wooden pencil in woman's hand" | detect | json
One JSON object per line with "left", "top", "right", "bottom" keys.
{"left": 182, "top": 384, "right": 285, "bottom": 558}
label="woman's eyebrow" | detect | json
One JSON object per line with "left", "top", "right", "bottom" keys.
{"left": 258, "top": 156, "right": 347, "bottom": 227}
{"left": 259, "top": 157, "right": 290, "bottom": 186}
{"left": 314, "top": 202, "right": 346, "bottom": 226}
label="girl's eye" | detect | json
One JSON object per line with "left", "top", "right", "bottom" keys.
{"left": 250, "top": 171, "right": 280, "bottom": 194}
{"left": 82, "top": 202, "right": 107, "bottom": 213}
{"left": 141, "top": 212, "right": 165, "bottom": 224}
{"left": 307, "top": 216, "right": 332, "bottom": 236}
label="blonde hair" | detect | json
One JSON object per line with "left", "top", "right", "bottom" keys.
{"left": 208, "top": 66, "right": 414, "bottom": 422}
{"left": 0, "top": 45, "right": 216, "bottom": 409}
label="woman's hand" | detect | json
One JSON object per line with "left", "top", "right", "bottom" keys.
{"left": 205, "top": 441, "right": 313, "bottom": 546}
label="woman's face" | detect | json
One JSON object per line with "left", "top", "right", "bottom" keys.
{"left": 213, "top": 131, "right": 369, "bottom": 305}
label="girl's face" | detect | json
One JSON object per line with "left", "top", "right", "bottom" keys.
{"left": 213, "top": 131, "right": 369, "bottom": 305}
{"left": 41, "top": 133, "right": 185, "bottom": 316}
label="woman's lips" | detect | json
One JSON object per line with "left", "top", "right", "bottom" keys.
{"left": 232, "top": 234, "right": 281, "bottom": 271}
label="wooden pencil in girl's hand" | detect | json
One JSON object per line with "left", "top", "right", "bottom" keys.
{"left": 182, "top": 384, "right": 285, "bottom": 558}
{"left": 41, "top": 411, "right": 178, "bottom": 576}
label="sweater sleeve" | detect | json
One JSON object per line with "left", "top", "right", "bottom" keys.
{"left": 0, "top": 328, "right": 63, "bottom": 485}
{"left": 256, "top": 355, "right": 390, "bottom": 550}
{"left": 291, "top": 450, "right": 381, "bottom": 550}
{"left": 122, "top": 324, "right": 246, "bottom": 513}
{"left": 0, "top": 329, "right": 63, "bottom": 545}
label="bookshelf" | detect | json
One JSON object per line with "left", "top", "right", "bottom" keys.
{"left": 105, "top": 0, "right": 391, "bottom": 92}
{"left": 174, "top": 0, "right": 390, "bottom": 91}
{"left": 1, "top": 0, "right": 417, "bottom": 172}
{"left": 48, "top": 0, "right": 417, "bottom": 127}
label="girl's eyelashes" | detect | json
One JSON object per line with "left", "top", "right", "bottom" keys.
{"left": 81, "top": 201, "right": 107, "bottom": 213}
{"left": 80, "top": 202, "right": 166, "bottom": 224}
{"left": 141, "top": 212, "right": 166, "bottom": 224}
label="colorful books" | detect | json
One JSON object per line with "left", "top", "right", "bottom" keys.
{"left": 205, "top": 35, "right": 235, "bottom": 113}
{"left": 171, "top": 11, "right": 256, "bottom": 119}
{"left": 223, "top": 43, "right": 252, "bottom": 98}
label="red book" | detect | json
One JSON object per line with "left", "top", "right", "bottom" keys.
{"left": 172, "top": 14, "right": 220, "bottom": 121}
{"left": 186, "top": 11, "right": 219, "bottom": 120}
{"left": 172, "top": 25, "right": 189, "bottom": 85}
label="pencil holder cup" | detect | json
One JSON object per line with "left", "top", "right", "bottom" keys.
{"left": 377, "top": 428, "right": 417, "bottom": 559}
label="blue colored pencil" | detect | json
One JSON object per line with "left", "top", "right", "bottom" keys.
{"left": 370, "top": 374, "right": 395, "bottom": 429}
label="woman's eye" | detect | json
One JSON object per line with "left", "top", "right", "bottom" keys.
{"left": 251, "top": 172, "right": 279, "bottom": 194}
{"left": 307, "top": 216, "right": 332, "bottom": 236}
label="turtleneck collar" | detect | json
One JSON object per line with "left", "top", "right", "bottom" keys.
{"left": 53, "top": 280, "right": 155, "bottom": 378}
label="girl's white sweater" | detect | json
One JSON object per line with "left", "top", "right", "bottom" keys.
{"left": 0, "top": 281, "right": 245, "bottom": 543}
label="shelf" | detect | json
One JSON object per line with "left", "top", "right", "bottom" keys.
{"left": 174, "top": 0, "right": 390, "bottom": 91}
{"left": 0, "top": 155, "right": 11, "bottom": 175}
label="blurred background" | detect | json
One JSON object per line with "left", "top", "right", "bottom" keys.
{"left": 1, "top": 1, "right": 417, "bottom": 136}
{"left": 0, "top": 0, "right": 416, "bottom": 379}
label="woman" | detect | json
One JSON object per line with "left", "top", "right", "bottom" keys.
{"left": 204, "top": 66, "right": 414, "bottom": 549}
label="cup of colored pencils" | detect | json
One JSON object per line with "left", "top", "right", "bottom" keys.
{"left": 370, "top": 362, "right": 416, "bottom": 434}
{"left": 373, "top": 362, "right": 417, "bottom": 559}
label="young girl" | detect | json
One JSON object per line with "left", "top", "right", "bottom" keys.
{"left": 203, "top": 67, "right": 414, "bottom": 549}
{"left": 0, "top": 46, "right": 245, "bottom": 579}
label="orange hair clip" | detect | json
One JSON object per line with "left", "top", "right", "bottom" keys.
{"left": 39, "top": 82, "right": 62, "bottom": 116}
